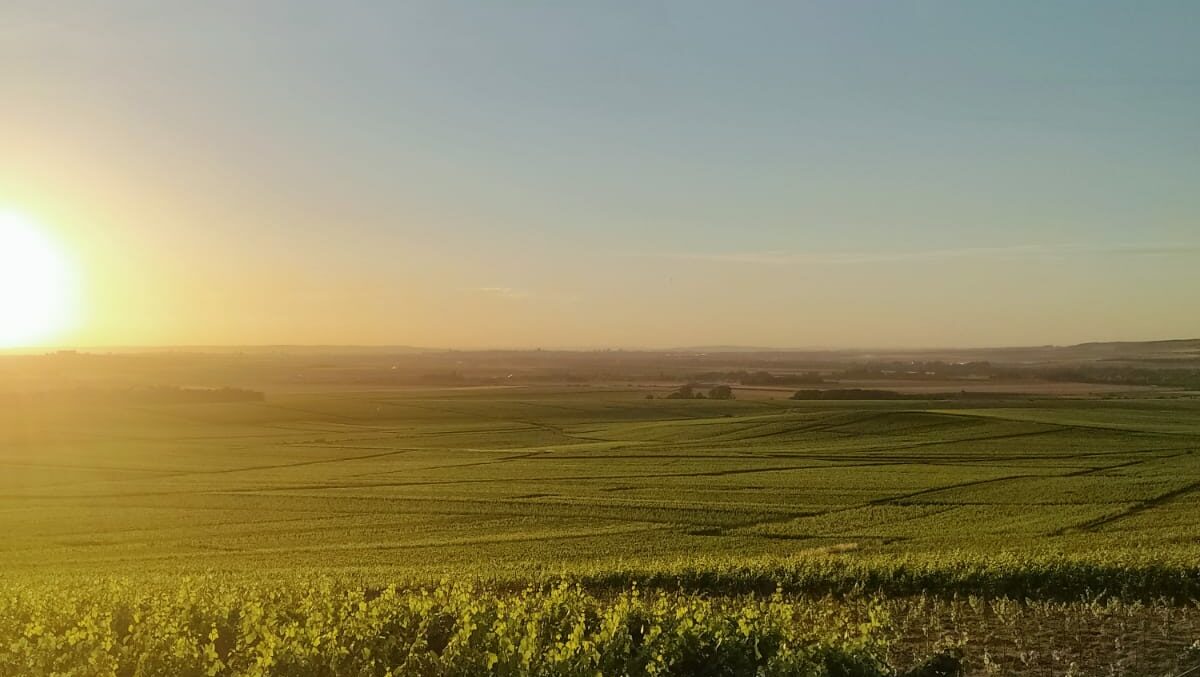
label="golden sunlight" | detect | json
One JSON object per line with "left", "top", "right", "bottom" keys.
{"left": 0, "top": 211, "right": 77, "bottom": 348}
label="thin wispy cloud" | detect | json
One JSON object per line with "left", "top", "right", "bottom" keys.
{"left": 634, "top": 242, "right": 1200, "bottom": 266}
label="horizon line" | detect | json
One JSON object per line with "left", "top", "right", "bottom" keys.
{"left": 3, "top": 336, "right": 1198, "bottom": 356}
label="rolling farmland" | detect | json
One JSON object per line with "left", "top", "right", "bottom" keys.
{"left": 4, "top": 386, "right": 1200, "bottom": 674}
{"left": 7, "top": 2, "right": 1200, "bottom": 672}
{"left": 4, "top": 389, "right": 1200, "bottom": 576}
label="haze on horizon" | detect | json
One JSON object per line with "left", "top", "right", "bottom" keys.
{"left": 2, "top": 2, "right": 1198, "bottom": 350}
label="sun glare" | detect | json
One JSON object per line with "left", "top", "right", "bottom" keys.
{"left": 0, "top": 211, "right": 77, "bottom": 348}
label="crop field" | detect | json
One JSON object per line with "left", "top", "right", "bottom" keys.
{"left": 4, "top": 388, "right": 1200, "bottom": 576}
{"left": 4, "top": 387, "right": 1200, "bottom": 674}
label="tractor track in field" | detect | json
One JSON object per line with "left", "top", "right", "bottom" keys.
{"left": 661, "top": 423, "right": 1069, "bottom": 455}
{"left": 1063, "top": 476, "right": 1200, "bottom": 534}
{"left": 3, "top": 488, "right": 770, "bottom": 530}
{"left": 588, "top": 410, "right": 878, "bottom": 446}
{"left": 707, "top": 411, "right": 903, "bottom": 442}
{"left": 765, "top": 515, "right": 962, "bottom": 544}
{"left": 220, "top": 493, "right": 773, "bottom": 527}
{"left": 926, "top": 409, "right": 1200, "bottom": 438}
{"left": 732, "top": 502, "right": 964, "bottom": 537}
{"left": 147, "top": 448, "right": 422, "bottom": 480}
{"left": 872, "top": 474, "right": 1038, "bottom": 505}
{"left": 200, "top": 457, "right": 1057, "bottom": 506}
{"left": 15, "top": 394, "right": 1200, "bottom": 571}
{"left": 849, "top": 426, "right": 1066, "bottom": 451}
{"left": 1064, "top": 451, "right": 1192, "bottom": 477}
{"left": 726, "top": 460, "right": 1119, "bottom": 538}
{"left": 345, "top": 423, "right": 568, "bottom": 440}
{"left": 780, "top": 444, "right": 1200, "bottom": 468}
{"left": 732, "top": 473, "right": 1039, "bottom": 532}
{"left": 372, "top": 450, "right": 549, "bottom": 474}
{"left": 218, "top": 462, "right": 845, "bottom": 494}
{"left": 25, "top": 440, "right": 1175, "bottom": 500}
{"left": 389, "top": 401, "right": 613, "bottom": 443}
{"left": 257, "top": 403, "right": 398, "bottom": 427}
{"left": 22, "top": 512, "right": 374, "bottom": 545}
{"left": 0, "top": 446, "right": 432, "bottom": 494}
{"left": 130, "top": 403, "right": 391, "bottom": 433}
{"left": 711, "top": 511, "right": 824, "bottom": 534}
{"left": 177, "top": 523, "right": 674, "bottom": 558}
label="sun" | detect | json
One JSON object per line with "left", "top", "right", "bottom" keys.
{"left": 0, "top": 211, "right": 78, "bottom": 348}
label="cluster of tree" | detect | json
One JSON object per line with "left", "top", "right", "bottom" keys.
{"left": 742, "top": 371, "right": 825, "bottom": 386}
{"left": 689, "top": 371, "right": 826, "bottom": 386}
{"left": 1041, "top": 366, "right": 1200, "bottom": 389}
{"left": 663, "top": 384, "right": 735, "bottom": 400}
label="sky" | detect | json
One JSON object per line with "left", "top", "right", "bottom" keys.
{"left": 2, "top": 1, "right": 1198, "bottom": 349}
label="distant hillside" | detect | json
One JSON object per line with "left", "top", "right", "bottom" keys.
{"left": 1067, "top": 338, "right": 1200, "bottom": 354}
{"left": 666, "top": 339, "right": 1200, "bottom": 367}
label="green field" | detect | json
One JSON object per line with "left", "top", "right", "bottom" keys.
{"left": 5, "top": 387, "right": 1200, "bottom": 674}
{"left": 4, "top": 389, "right": 1200, "bottom": 576}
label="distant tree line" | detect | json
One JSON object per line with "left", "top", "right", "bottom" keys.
{"left": 790, "top": 389, "right": 1027, "bottom": 401}
{"left": 291, "top": 362, "right": 1200, "bottom": 391}
{"left": 691, "top": 369, "right": 830, "bottom": 386}
{"left": 823, "top": 362, "right": 1200, "bottom": 390}
{"left": 1040, "top": 366, "right": 1200, "bottom": 390}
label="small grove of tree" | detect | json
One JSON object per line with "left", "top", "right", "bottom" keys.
{"left": 1043, "top": 366, "right": 1200, "bottom": 389}
{"left": 707, "top": 385, "right": 734, "bottom": 400}
{"left": 688, "top": 371, "right": 826, "bottom": 386}
{"left": 665, "top": 384, "right": 704, "bottom": 399}
{"left": 737, "top": 371, "right": 824, "bottom": 386}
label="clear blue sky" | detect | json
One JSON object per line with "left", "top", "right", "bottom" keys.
{"left": 2, "top": 1, "right": 1198, "bottom": 347}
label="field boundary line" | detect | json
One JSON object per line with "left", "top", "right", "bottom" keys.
{"left": 1068, "top": 473, "right": 1200, "bottom": 533}
{"left": 928, "top": 408, "right": 1200, "bottom": 437}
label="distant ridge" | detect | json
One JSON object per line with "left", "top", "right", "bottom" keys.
{"left": 1069, "top": 338, "right": 1200, "bottom": 349}
{"left": 9, "top": 339, "right": 1198, "bottom": 360}
{"left": 667, "top": 338, "right": 1200, "bottom": 355}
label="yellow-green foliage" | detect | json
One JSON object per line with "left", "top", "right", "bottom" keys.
{"left": 0, "top": 578, "right": 893, "bottom": 677}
